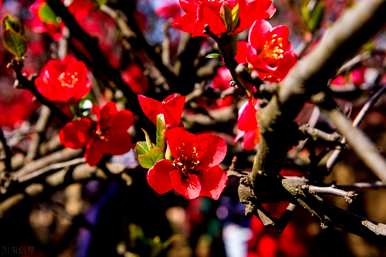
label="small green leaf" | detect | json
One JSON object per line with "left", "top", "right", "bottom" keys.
{"left": 231, "top": 4, "right": 240, "bottom": 31}
{"left": 141, "top": 129, "right": 153, "bottom": 149}
{"left": 137, "top": 147, "right": 164, "bottom": 169}
{"left": 135, "top": 141, "right": 150, "bottom": 155}
{"left": 1, "top": 15, "right": 26, "bottom": 59}
{"left": 38, "top": 3, "right": 60, "bottom": 24}
{"left": 220, "top": 5, "right": 233, "bottom": 32}
{"left": 156, "top": 114, "right": 166, "bottom": 151}
{"left": 206, "top": 52, "right": 221, "bottom": 59}
{"left": 301, "top": 0, "right": 325, "bottom": 32}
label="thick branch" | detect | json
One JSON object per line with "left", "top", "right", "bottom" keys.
{"left": 251, "top": 0, "right": 386, "bottom": 180}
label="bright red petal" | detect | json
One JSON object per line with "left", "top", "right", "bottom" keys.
{"left": 162, "top": 93, "right": 185, "bottom": 127}
{"left": 166, "top": 127, "right": 195, "bottom": 159}
{"left": 59, "top": 118, "right": 93, "bottom": 149}
{"left": 249, "top": 19, "right": 272, "bottom": 50}
{"left": 195, "top": 133, "right": 227, "bottom": 168}
{"left": 147, "top": 159, "right": 174, "bottom": 194}
{"left": 170, "top": 169, "right": 201, "bottom": 199}
{"left": 138, "top": 95, "right": 163, "bottom": 124}
{"left": 199, "top": 166, "right": 228, "bottom": 200}
{"left": 242, "top": 130, "right": 259, "bottom": 150}
{"left": 238, "top": 100, "right": 258, "bottom": 131}
{"left": 84, "top": 139, "right": 105, "bottom": 166}
{"left": 235, "top": 41, "right": 249, "bottom": 64}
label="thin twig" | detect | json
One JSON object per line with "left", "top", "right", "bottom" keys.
{"left": 326, "top": 86, "right": 385, "bottom": 170}
{"left": 0, "top": 128, "right": 12, "bottom": 172}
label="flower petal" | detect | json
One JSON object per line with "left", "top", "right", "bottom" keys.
{"left": 170, "top": 169, "right": 201, "bottom": 199}
{"left": 147, "top": 159, "right": 174, "bottom": 194}
{"left": 166, "top": 127, "right": 195, "bottom": 159}
{"left": 199, "top": 166, "right": 228, "bottom": 200}
{"left": 237, "top": 99, "right": 258, "bottom": 131}
{"left": 138, "top": 95, "right": 163, "bottom": 124}
{"left": 84, "top": 139, "right": 105, "bottom": 166}
{"left": 195, "top": 133, "right": 227, "bottom": 168}
{"left": 59, "top": 118, "right": 92, "bottom": 149}
{"left": 162, "top": 93, "right": 185, "bottom": 127}
{"left": 249, "top": 19, "right": 272, "bottom": 50}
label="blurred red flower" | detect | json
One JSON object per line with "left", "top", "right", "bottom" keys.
{"left": 156, "top": 2, "right": 181, "bottom": 19}
{"left": 236, "top": 99, "right": 259, "bottom": 150}
{"left": 0, "top": 88, "right": 36, "bottom": 128}
{"left": 147, "top": 127, "right": 228, "bottom": 199}
{"left": 138, "top": 93, "right": 185, "bottom": 127}
{"left": 35, "top": 55, "right": 91, "bottom": 103}
{"left": 238, "top": 19, "right": 297, "bottom": 82}
{"left": 211, "top": 67, "right": 232, "bottom": 91}
{"left": 173, "top": 0, "right": 275, "bottom": 37}
{"left": 121, "top": 64, "right": 149, "bottom": 94}
{"left": 28, "top": 0, "right": 64, "bottom": 41}
{"left": 59, "top": 102, "right": 134, "bottom": 165}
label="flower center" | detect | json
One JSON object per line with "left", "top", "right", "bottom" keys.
{"left": 261, "top": 34, "right": 285, "bottom": 62}
{"left": 58, "top": 71, "right": 79, "bottom": 88}
{"left": 172, "top": 145, "right": 201, "bottom": 178}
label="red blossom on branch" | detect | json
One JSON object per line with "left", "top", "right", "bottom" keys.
{"left": 173, "top": 0, "right": 275, "bottom": 37}
{"left": 138, "top": 93, "right": 185, "bottom": 127}
{"left": 35, "top": 55, "right": 92, "bottom": 103}
{"left": 28, "top": 0, "right": 64, "bottom": 41}
{"left": 147, "top": 127, "right": 228, "bottom": 199}
{"left": 0, "top": 88, "right": 36, "bottom": 128}
{"left": 236, "top": 99, "right": 259, "bottom": 150}
{"left": 59, "top": 102, "right": 134, "bottom": 166}
{"left": 238, "top": 19, "right": 297, "bottom": 82}
{"left": 121, "top": 64, "right": 149, "bottom": 94}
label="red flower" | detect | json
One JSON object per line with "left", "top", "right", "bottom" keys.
{"left": 211, "top": 67, "right": 232, "bottom": 91}
{"left": 236, "top": 99, "right": 259, "bottom": 150}
{"left": 156, "top": 2, "right": 181, "bottom": 19}
{"left": 68, "top": 0, "right": 96, "bottom": 21}
{"left": 147, "top": 128, "right": 228, "bottom": 199}
{"left": 173, "top": 0, "right": 275, "bottom": 37}
{"left": 59, "top": 102, "right": 134, "bottom": 165}
{"left": 241, "top": 19, "right": 297, "bottom": 82}
{"left": 28, "top": 0, "right": 64, "bottom": 41}
{"left": 35, "top": 55, "right": 91, "bottom": 103}
{"left": 0, "top": 86, "right": 36, "bottom": 128}
{"left": 138, "top": 94, "right": 185, "bottom": 127}
{"left": 121, "top": 64, "right": 149, "bottom": 94}
{"left": 331, "top": 67, "right": 366, "bottom": 87}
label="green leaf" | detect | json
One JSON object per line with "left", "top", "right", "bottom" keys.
{"left": 135, "top": 141, "right": 150, "bottom": 155}
{"left": 137, "top": 146, "right": 164, "bottom": 169}
{"left": 220, "top": 5, "right": 233, "bottom": 32}
{"left": 231, "top": 4, "right": 240, "bottom": 31}
{"left": 156, "top": 114, "right": 166, "bottom": 151}
{"left": 309, "top": 2, "right": 324, "bottom": 31}
{"left": 206, "top": 52, "right": 221, "bottom": 59}
{"left": 1, "top": 15, "right": 26, "bottom": 59}
{"left": 38, "top": 3, "right": 59, "bottom": 24}
{"left": 141, "top": 129, "right": 153, "bottom": 149}
{"left": 301, "top": 0, "right": 325, "bottom": 32}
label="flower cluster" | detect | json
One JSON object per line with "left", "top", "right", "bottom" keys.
{"left": 173, "top": 0, "right": 275, "bottom": 37}
{"left": 171, "top": 0, "right": 296, "bottom": 82}
{"left": 147, "top": 128, "right": 228, "bottom": 200}
{"left": 138, "top": 94, "right": 228, "bottom": 200}
{"left": 60, "top": 102, "right": 134, "bottom": 166}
